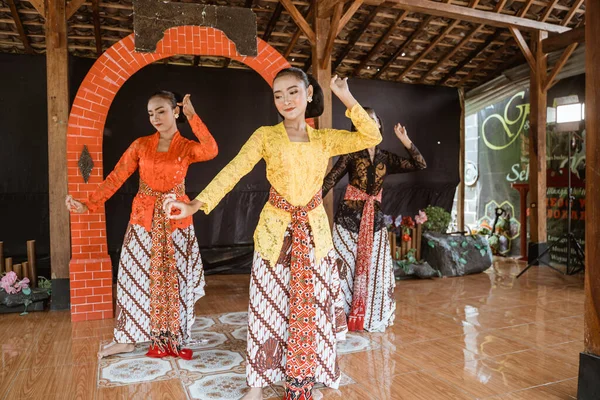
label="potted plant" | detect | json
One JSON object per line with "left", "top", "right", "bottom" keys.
{"left": 392, "top": 210, "right": 439, "bottom": 279}
{"left": 0, "top": 272, "right": 51, "bottom": 315}
{"left": 421, "top": 205, "right": 492, "bottom": 277}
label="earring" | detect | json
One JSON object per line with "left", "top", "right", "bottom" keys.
{"left": 307, "top": 96, "right": 313, "bottom": 103}
{"left": 174, "top": 113, "right": 179, "bottom": 119}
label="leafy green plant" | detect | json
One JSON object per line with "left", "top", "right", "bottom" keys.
{"left": 38, "top": 276, "right": 51, "bottom": 295}
{"left": 422, "top": 206, "right": 451, "bottom": 233}
{"left": 395, "top": 249, "right": 418, "bottom": 273}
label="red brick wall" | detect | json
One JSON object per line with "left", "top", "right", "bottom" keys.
{"left": 67, "top": 26, "right": 290, "bottom": 322}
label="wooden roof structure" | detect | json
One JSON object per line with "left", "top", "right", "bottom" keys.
{"left": 0, "top": 0, "right": 586, "bottom": 88}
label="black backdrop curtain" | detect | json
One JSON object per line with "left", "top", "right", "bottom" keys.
{"left": 0, "top": 53, "right": 460, "bottom": 275}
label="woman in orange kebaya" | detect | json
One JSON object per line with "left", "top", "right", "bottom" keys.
{"left": 66, "top": 91, "right": 218, "bottom": 360}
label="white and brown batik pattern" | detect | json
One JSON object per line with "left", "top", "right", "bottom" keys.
{"left": 113, "top": 224, "right": 205, "bottom": 345}
{"left": 333, "top": 224, "right": 396, "bottom": 333}
{"left": 246, "top": 227, "right": 347, "bottom": 391}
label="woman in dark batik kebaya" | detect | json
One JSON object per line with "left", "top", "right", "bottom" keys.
{"left": 322, "top": 107, "right": 427, "bottom": 333}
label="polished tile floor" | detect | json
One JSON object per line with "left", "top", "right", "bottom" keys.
{"left": 0, "top": 258, "right": 585, "bottom": 399}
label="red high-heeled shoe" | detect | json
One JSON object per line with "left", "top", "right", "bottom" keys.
{"left": 178, "top": 348, "right": 193, "bottom": 360}
{"left": 164, "top": 346, "right": 193, "bottom": 360}
{"left": 146, "top": 344, "right": 170, "bottom": 358}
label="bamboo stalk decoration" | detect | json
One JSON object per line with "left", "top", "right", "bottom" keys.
{"left": 411, "top": 228, "right": 417, "bottom": 249}
{"left": 22, "top": 261, "right": 29, "bottom": 280}
{"left": 388, "top": 232, "right": 394, "bottom": 257}
{"left": 13, "top": 264, "right": 22, "bottom": 280}
{"left": 5, "top": 257, "right": 13, "bottom": 273}
{"left": 28, "top": 263, "right": 36, "bottom": 287}
{"left": 416, "top": 224, "right": 423, "bottom": 260}
{"left": 27, "top": 240, "right": 37, "bottom": 288}
{"left": 0, "top": 242, "right": 4, "bottom": 274}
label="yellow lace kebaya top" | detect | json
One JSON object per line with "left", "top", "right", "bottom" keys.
{"left": 195, "top": 104, "right": 382, "bottom": 264}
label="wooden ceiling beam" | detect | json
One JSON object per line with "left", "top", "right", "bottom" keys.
{"left": 561, "top": 0, "right": 584, "bottom": 26}
{"left": 332, "top": 4, "right": 382, "bottom": 70}
{"left": 396, "top": 19, "right": 459, "bottom": 81}
{"left": 384, "top": 0, "right": 569, "bottom": 33}
{"left": 541, "top": 0, "right": 560, "bottom": 22}
{"left": 352, "top": 9, "right": 409, "bottom": 76}
{"left": 417, "top": 25, "right": 482, "bottom": 83}
{"left": 6, "top": 0, "right": 34, "bottom": 54}
{"left": 518, "top": 0, "right": 536, "bottom": 19}
{"left": 283, "top": 4, "right": 313, "bottom": 58}
{"left": 317, "top": 0, "right": 345, "bottom": 18}
{"left": 439, "top": 0, "right": 529, "bottom": 86}
{"left": 263, "top": 2, "right": 284, "bottom": 42}
{"left": 28, "top": 0, "right": 45, "bottom": 17}
{"left": 361, "top": 0, "right": 578, "bottom": 14}
{"left": 374, "top": 15, "right": 434, "bottom": 79}
{"left": 321, "top": 1, "right": 344, "bottom": 69}
{"left": 492, "top": 0, "right": 509, "bottom": 13}
{"left": 337, "top": 0, "right": 364, "bottom": 36}
{"left": 66, "top": 0, "right": 87, "bottom": 19}
{"left": 544, "top": 42, "right": 577, "bottom": 91}
{"left": 417, "top": 0, "right": 507, "bottom": 84}
{"left": 465, "top": 48, "right": 524, "bottom": 87}
{"left": 438, "top": 29, "right": 503, "bottom": 85}
{"left": 280, "top": 0, "right": 316, "bottom": 45}
{"left": 398, "top": 0, "right": 480, "bottom": 82}
{"left": 510, "top": 27, "right": 535, "bottom": 71}
{"left": 542, "top": 25, "right": 584, "bottom": 53}
{"left": 456, "top": 39, "right": 512, "bottom": 86}
{"left": 92, "top": 0, "right": 102, "bottom": 56}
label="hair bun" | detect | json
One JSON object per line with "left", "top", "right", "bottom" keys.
{"left": 171, "top": 91, "right": 188, "bottom": 125}
{"left": 305, "top": 74, "right": 324, "bottom": 118}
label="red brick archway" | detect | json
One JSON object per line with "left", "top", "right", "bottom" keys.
{"left": 67, "top": 26, "right": 290, "bottom": 322}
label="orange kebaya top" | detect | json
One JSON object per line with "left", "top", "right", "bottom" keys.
{"left": 83, "top": 114, "right": 218, "bottom": 232}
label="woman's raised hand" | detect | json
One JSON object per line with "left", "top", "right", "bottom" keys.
{"left": 65, "top": 195, "right": 88, "bottom": 213}
{"left": 178, "top": 94, "right": 196, "bottom": 120}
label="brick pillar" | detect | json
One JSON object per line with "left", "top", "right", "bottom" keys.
{"left": 67, "top": 26, "right": 290, "bottom": 321}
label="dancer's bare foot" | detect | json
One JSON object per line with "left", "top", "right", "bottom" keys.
{"left": 98, "top": 342, "right": 135, "bottom": 359}
{"left": 241, "top": 387, "right": 263, "bottom": 400}
{"left": 313, "top": 389, "right": 323, "bottom": 400}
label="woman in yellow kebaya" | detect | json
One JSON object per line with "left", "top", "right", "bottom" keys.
{"left": 164, "top": 68, "right": 381, "bottom": 400}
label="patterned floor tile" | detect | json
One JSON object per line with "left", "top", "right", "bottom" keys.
{"left": 188, "top": 331, "right": 229, "bottom": 349}
{"left": 177, "top": 350, "right": 244, "bottom": 373}
{"left": 218, "top": 312, "right": 248, "bottom": 326}
{"left": 232, "top": 326, "right": 247, "bottom": 341}
{"left": 191, "top": 316, "right": 216, "bottom": 331}
{"left": 98, "top": 357, "right": 177, "bottom": 387}
{"left": 97, "top": 312, "right": 366, "bottom": 396}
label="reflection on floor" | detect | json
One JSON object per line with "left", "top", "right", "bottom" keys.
{"left": 0, "top": 258, "right": 584, "bottom": 399}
